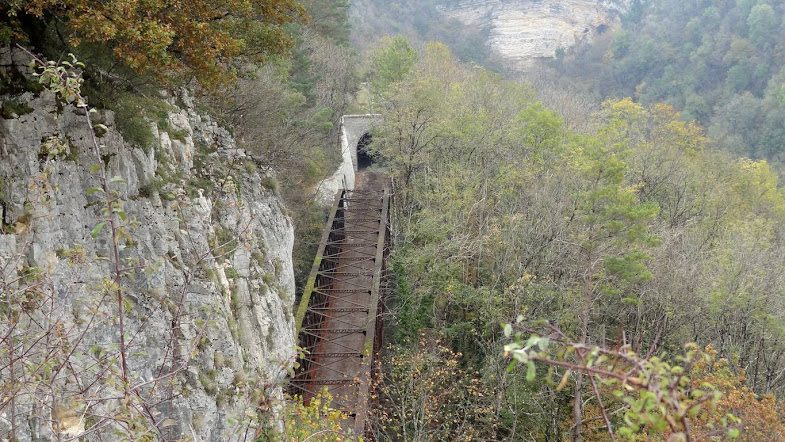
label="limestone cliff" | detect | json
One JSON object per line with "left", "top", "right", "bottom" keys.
{"left": 0, "top": 48, "right": 295, "bottom": 441}
{"left": 441, "top": 0, "right": 629, "bottom": 70}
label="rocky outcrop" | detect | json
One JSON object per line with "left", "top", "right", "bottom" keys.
{"left": 0, "top": 48, "right": 295, "bottom": 441}
{"left": 441, "top": 0, "right": 629, "bottom": 70}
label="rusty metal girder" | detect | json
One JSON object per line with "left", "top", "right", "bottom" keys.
{"left": 290, "top": 188, "right": 390, "bottom": 440}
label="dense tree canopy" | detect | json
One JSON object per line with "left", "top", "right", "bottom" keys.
{"left": 366, "top": 39, "right": 785, "bottom": 440}
{"left": 557, "top": 0, "right": 785, "bottom": 164}
{"left": 350, "top": 0, "right": 496, "bottom": 66}
{"left": 2, "top": 0, "right": 307, "bottom": 87}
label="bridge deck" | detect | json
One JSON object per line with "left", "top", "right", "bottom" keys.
{"left": 291, "top": 173, "right": 389, "bottom": 438}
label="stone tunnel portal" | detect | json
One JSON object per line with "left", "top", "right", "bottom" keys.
{"left": 318, "top": 114, "right": 382, "bottom": 201}
{"left": 356, "top": 133, "right": 373, "bottom": 170}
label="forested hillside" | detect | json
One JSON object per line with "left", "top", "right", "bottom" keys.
{"left": 557, "top": 0, "right": 785, "bottom": 164}
{"left": 350, "top": 0, "right": 495, "bottom": 65}
{"left": 3, "top": 0, "right": 785, "bottom": 440}
{"left": 364, "top": 38, "right": 785, "bottom": 441}
{"left": 355, "top": 0, "right": 785, "bottom": 165}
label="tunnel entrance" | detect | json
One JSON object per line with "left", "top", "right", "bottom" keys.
{"left": 356, "top": 133, "right": 374, "bottom": 170}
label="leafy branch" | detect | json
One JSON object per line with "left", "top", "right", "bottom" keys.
{"left": 22, "top": 44, "right": 137, "bottom": 397}
{"left": 504, "top": 320, "right": 742, "bottom": 441}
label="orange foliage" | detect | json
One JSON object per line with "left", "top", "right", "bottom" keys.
{"left": 553, "top": 344, "right": 785, "bottom": 441}
{"left": 687, "top": 346, "right": 785, "bottom": 441}
{"left": 4, "top": 0, "right": 307, "bottom": 87}
{"left": 376, "top": 336, "right": 495, "bottom": 441}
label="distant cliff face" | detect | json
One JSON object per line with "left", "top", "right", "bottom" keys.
{"left": 442, "top": 0, "right": 629, "bottom": 70}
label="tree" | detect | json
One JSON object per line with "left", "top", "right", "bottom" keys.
{"left": 375, "top": 337, "right": 494, "bottom": 441}
{"left": 565, "top": 100, "right": 662, "bottom": 440}
{"left": 747, "top": 3, "right": 778, "bottom": 48}
{"left": 2, "top": 0, "right": 307, "bottom": 88}
{"left": 368, "top": 36, "right": 418, "bottom": 94}
{"left": 688, "top": 348, "right": 785, "bottom": 441}
{"left": 297, "top": 0, "right": 351, "bottom": 45}
{"left": 727, "top": 61, "right": 755, "bottom": 92}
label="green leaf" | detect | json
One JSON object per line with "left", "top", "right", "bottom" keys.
{"left": 512, "top": 351, "right": 529, "bottom": 364}
{"left": 545, "top": 366, "right": 555, "bottom": 386}
{"left": 504, "top": 343, "right": 521, "bottom": 352}
{"left": 91, "top": 164, "right": 101, "bottom": 172}
{"left": 91, "top": 222, "right": 106, "bottom": 238}
{"left": 503, "top": 323, "right": 513, "bottom": 337}
{"left": 86, "top": 187, "right": 104, "bottom": 196}
{"left": 109, "top": 176, "right": 126, "bottom": 184}
{"left": 728, "top": 428, "right": 740, "bottom": 438}
{"left": 526, "top": 360, "right": 536, "bottom": 382}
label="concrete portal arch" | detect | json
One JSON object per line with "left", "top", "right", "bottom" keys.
{"left": 319, "top": 115, "right": 382, "bottom": 201}
{"left": 341, "top": 115, "right": 382, "bottom": 171}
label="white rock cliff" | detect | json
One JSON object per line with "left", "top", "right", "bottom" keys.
{"left": 0, "top": 48, "right": 295, "bottom": 441}
{"left": 442, "top": 0, "right": 629, "bottom": 70}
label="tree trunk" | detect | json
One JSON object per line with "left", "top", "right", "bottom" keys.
{"left": 574, "top": 248, "right": 593, "bottom": 442}
{"left": 572, "top": 372, "right": 583, "bottom": 442}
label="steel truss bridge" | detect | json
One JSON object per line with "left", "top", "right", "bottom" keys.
{"left": 290, "top": 185, "right": 390, "bottom": 439}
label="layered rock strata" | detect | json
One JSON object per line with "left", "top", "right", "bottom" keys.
{"left": 442, "top": 0, "right": 629, "bottom": 70}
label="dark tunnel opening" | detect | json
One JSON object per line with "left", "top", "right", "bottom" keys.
{"left": 357, "top": 133, "right": 374, "bottom": 170}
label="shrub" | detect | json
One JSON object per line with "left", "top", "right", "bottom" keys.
{"left": 2, "top": 0, "right": 307, "bottom": 88}
{"left": 1, "top": 98, "right": 33, "bottom": 118}
{"left": 110, "top": 95, "right": 172, "bottom": 151}
{"left": 261, "top": 175, "right": 280, "bottom": 193}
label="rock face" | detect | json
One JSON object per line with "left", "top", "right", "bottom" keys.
{"left": 442, "top": 0, "right": 629, "bottom": 70}
{"left": 0, "top": 48, "right": 295, "bottom": 441}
